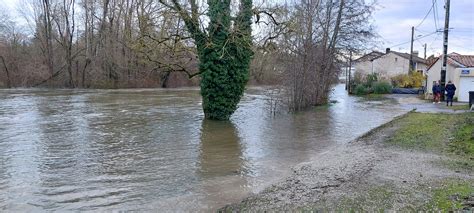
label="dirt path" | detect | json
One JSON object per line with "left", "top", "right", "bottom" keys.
{"left": 221, "top": 113, "right": 474, "bottom": 211}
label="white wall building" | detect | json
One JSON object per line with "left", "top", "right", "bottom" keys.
{"left": 425, "top": 54, "right": 474, "bottom": 102}
{"left": 354, "top": 49, "right": 428, "bottom": 80}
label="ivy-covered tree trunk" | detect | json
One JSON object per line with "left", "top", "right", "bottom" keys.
{"left": 199, "top": 0, "right": 253, "bottom": 120}
{"left": 160, "top": 0, "right": 253, "bottom": 120}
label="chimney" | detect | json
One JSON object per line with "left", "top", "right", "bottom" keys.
{"left": 386, "top": 48, "right": 390, "bottom": 54}
{"left": 413, "top": 51, "right": 419, "bottom": 56}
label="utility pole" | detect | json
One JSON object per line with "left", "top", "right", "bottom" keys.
{"left": 424, "top": 43, "right": 427, "bottom": 59}
{"left": 409, "top": 26, "right": 414, "bottom": 72}
{"left": 440, "top": 0, "right": 450, "bottom": 93}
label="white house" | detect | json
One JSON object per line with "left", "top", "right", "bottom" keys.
{"left": 425, "top": 53, "right": 474, "bottom": 102}
{"left": 354, "top": 48, "right": 428, "bottom": 80}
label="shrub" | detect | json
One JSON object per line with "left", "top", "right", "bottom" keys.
{"left": 365, "top": 73, "right": 378, "bottom": 87}
{"left": 391, "top": 72, "right": 424, "bottom": 88}
{"left": 354, "top": 84, "right": 369, "bottom": 96}
{"left": 373, "top": 81, "right": 393, "bottom": 94}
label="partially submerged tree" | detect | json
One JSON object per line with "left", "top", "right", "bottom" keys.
{"left": 158, "top": 0, "right": 254, "bottom": 120}
{"left": 278, "top": 0, "right": 375, "bottom": 111}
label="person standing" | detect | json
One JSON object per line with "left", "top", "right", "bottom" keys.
{"left": 445, "top": 81, "right": 456, "bottom": 106}
{"left": 432, "top": 81, "right": 441, "bottom": 104}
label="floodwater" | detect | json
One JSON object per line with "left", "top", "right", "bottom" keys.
{"left": 0, "top": 84, "right": 412, "bottom": 211}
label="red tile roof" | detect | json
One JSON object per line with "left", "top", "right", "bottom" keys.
{"left": 449, "top": 55, "right": 474, "bottom": 67}
{"left": 426, "top": 54, "right": 474, "bottom": 71}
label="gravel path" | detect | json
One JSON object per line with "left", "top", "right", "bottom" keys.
{"left": 221, "top": 113, "right": 473, "bottom": 211}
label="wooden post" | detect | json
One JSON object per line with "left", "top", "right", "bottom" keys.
{"left": 409, "top": 26, "right": 414, "bottom": 72}
{"left": 440, "top": 0, "right": 451, "bottom": 100}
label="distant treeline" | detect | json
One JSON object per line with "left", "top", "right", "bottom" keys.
{"left": 0, "top": 0, "right": 375, "bottom": 112}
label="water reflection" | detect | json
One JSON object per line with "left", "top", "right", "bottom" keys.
{"left": 199, "top": 120, "right": 244, "bottom": 178}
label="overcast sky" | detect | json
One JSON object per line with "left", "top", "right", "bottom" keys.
{"left": 373, "top": 0, "right": 473, "bottom": 56}
{"left": 2, "top": 0, "right": 473, "bottom": 56}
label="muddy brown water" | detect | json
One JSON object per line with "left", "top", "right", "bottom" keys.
{"left": 0, "top": 84, "right": 413, "bottom": 211}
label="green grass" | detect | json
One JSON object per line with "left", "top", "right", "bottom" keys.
{"left": 386, "top": 113, "right": 474, "bottom": 211}
{"left": 424, "top": 180, "right": 474, "bottom": 211}
{"left": 450, "top": 104, "right": 470, "bottom": 111}
{"left": 387, "top": 112, "right": 474, "bottom": 156}
{"left": 450, "top": 115, "right": 474, "bottom": 156}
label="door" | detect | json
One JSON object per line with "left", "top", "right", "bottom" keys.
{"left": 458, "top": 77, "right": 474, "bottom": 102}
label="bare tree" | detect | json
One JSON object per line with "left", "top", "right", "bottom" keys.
{"left": 275, "top": 0, "right": 375, "bottom": 111}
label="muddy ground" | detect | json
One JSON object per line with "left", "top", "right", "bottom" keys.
{"left": 221, "top": 113, "right": 474, "bottom": 211}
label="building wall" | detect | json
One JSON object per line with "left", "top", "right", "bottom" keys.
{"left": 354, "top": 60, "right": 373, "bottom": 77}
{"left": 373, "top": 53, "right": 411, "bottom": 80}
{"left": 354, "top": 52, "right": 426, "bottom": 81}
{"left": 416, "top": 63, "right": 428, "bottom": 74}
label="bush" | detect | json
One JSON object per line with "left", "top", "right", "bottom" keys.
{"left": 365, "top": 73, "right": 378, "bottom": 87}
{"left": 391, "top": 72, "right": 424, "bottom": 88}
{"left": 354, "top": 84, "right": 369, "bottom": 95}
{"left": 373, "top": 81, "right": 393, "bottom": 94}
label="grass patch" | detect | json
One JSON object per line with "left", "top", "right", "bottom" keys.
{"left": 387, "top": 113, "right": 453, "bottom": 151}
{"left": 424, "top": 180, "right": 474, "bottom": 211}
{"left": 387, "top": 112, "right": 474, "bottom": 157}
{"left": 450, "top": 104, "right": 470, "bottom": 111}
{"left": 450, "top": 115, "right": 474, "bottom": 156}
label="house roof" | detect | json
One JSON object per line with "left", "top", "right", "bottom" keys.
{"left": 449, "top": 55, "right": 474, "bottom": 67}
{"left": 426, "top": 54, "right": 474, "bottom": 71}
{"left": 358, "top": 50, "right": 428, "bottom": 65}
{"left": 390, "top": 51, "right": 427, "bottom": 64}
{"left": 354, "top": 51, "right": 384, "bottom": 62}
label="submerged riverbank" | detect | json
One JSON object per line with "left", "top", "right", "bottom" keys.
{"left": 222, "top": 112, "right": 474, "bottom": 211}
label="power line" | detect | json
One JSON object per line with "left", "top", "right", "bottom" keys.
{"left": 415, "top": 0, "right": 435, "bottom": 29}
{"left": 415, "top": 28, "right": 430, "bottom": 34}
{"left": 432, "top": 0, "right": 439, "bottom": 31}
{"left": 390, "top": 31, "right": 440, "bottom": 48}
{"left": 416, "top": 39, "right": 425, "bottom": 47}
{"left": 428, "top": 32, "right": 441, "bottom": 49}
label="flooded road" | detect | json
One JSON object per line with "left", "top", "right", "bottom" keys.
{"left": 0, "top": 84, "right": 413, "bottom": 211}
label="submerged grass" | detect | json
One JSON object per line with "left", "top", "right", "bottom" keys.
{"left": 357, "top": 93, "right": 388, "bottom": 101}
